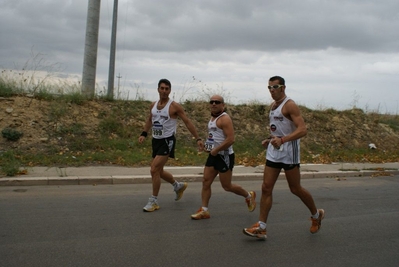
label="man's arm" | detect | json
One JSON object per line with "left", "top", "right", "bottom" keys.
{"left": 173, "top": 102, "right": 200, "bottom": 138}
{"left": 277, "top": 100, "right": 307, "bottom": 144}
{"left": 138, "top": 102, "right": 155, "bottom": 144}
{"left": 271, "top": 100, "right": 307, "bottom": 148}
{"left": 173, "top": 102, "right": 204, "bottom": 150}
{"left": 285, "top": 101, "right": 307, "bottom": 140}
{"left": 212, "top": 114, "right": 235, "bottom": 155}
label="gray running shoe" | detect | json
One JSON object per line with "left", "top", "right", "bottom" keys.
{"left": 174, "top": 182, "right": 188, "bottom": 201}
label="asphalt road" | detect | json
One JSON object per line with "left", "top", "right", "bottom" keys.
{"left": 1, "top": 176, "right": 398, "bottom": 267}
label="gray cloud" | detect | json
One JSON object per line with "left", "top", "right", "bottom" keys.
{"left": 116, "top": 0, "right": 399, "bottom": 53}
{"left": 1, "top": 0, "right": 398, "bottom": 113}
{"left": 2, "top": 0, "right": 398, "bottom": 59}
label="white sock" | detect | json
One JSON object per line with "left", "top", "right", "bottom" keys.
{"left": 311, "top": 210, "right": 319, "bottom": 219}
{"left": 246, "top": 193, "right": 251, "bottom": 199}
{"left": 202, "top": 207, "right": 208, "bottom": 211}
{"left": 259, "top": 221, "right": 266, "bottom": 229}
{"left": 151, "top": 195, "right": 157, "bottom": 200}
{"left": 172, "top": 181, "right": 180, "bottom": 191}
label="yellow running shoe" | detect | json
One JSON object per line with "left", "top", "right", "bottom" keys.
{"left": 191, "top": 208, "right": 210, "bottom": 220}
{"left": 245, "top": 191, "right": 256, "bottom": 212}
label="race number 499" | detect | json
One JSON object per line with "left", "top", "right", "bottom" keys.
{"left": 152, "top": 124, "right": 163, "bottom": 137}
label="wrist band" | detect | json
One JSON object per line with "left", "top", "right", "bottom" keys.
{"left": 281, "top": 137, "right": 284, "bottom": 144}
{"left": 196, "top": 138, "right": 202, "bottom": 142}
{"left": 140, "top": 131, "right": 148, "bottom": 137}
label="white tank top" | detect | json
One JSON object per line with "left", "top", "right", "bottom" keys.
{"left": 151, "top": 99, "right": 177, "bottom": 139}
{"left": 205, "top": 112, "right": 234, "bottom": 155}
{"left": 266, "top": 97, "right": 300, "bottom": 164}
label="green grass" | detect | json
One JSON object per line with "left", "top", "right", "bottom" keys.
{"left": 0, "top": 151, "right": 22, "bottom": 176}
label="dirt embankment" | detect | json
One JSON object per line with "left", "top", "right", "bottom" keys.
{"left": 1, "top": 96, "right": 399, "bottom": 164}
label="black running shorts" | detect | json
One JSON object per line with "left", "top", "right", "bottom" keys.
{"left": 152, "top": 135, "right": 176, "bottom": 158}
{"left": 205, "top": 153, "right": 235, "bottom": 173}
{"left": 266, "top": 160, "right": 300, "bottom": 170}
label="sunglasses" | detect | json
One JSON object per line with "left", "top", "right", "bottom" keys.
{"left": 209, "top": 100, "right": 223, "bottom": 104}
{"left": 268, "top": 85, "right": 284, "bottom": 90}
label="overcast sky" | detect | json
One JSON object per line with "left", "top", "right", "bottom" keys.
{"left": 1, "top": 0, "right": 399, "bottom": 113}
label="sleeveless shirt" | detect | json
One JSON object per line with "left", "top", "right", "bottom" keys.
{"left": 205, "top": 112, "right": 234, "bottom": 155}
{"left": 151, "top": 99, "right": 177, "bottom": 139}
{"left": 266, "top": 97, "right": 300, "bottom": 164}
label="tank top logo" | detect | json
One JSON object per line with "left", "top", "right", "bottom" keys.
{"left": 270, "top": 124, "right": 277, "bottom": 132}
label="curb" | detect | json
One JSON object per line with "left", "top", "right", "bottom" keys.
{"left": 1, "top": 170, "right": 398, "bottom": 186}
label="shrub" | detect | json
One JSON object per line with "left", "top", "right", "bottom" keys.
{"left": 1, "top": 127, "right": 23, "bottom": 141}
{"left": 0, "top": 81, "right": 15, "bottom": 97}
{"left": 34, "top": 88, "right": 55, "bottom": 100}
{"left": 62, "top": 92, "right": 87, "bottom": 105}
{"left": 0, "top": 150, "right": 22, "bottom": 176}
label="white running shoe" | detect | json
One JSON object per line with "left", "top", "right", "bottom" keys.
{"left": 143, "top": 197, "right": 160, "bottom": 212}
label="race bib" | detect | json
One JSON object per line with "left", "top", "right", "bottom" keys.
{"left": 152, "top": 124, "right": 163, "bottom": 137}
{"left": 205, "top": 138, "right": 215, "bottom": 152}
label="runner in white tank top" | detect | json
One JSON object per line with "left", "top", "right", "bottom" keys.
{"left": 205, "top": 112, "right": 234, "bottom": 155}
{"left": 191, "top": 95, "right": 257, "bottom": 220}
{"left": 151, "top": 98, "right": 177, "bottom": 139}
{"left": 243, "top": 76, "right": 324, "bottom": 240}
{"left": 266, "top": 96, "right": 300, "bottom": 164}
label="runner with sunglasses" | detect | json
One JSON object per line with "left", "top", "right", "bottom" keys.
{"left": 243, "top": 76, "right": 324, "bottom": 239}
{"left": 191, "top": 95, "right": 256, "bottom": 220}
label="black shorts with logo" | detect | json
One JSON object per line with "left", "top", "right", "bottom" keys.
{"left": 152, "top": 135, "right": 176, "bottom": 158}
{"left": 266, "top": 159, "right": 300, "bottom": 170}
{"left": 205, "top": 153, "right": 235, "bottom": 173}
